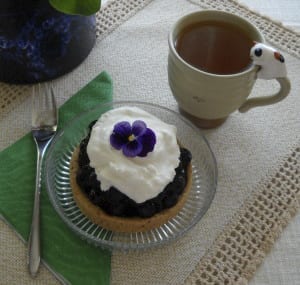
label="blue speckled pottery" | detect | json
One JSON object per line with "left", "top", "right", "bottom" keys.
{"left": 0, "top": 0, "right": 96, "bottom": 84}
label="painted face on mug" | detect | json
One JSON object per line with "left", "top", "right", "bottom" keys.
{"left": 250, "top": 42, "right": 287, "bottom": 79}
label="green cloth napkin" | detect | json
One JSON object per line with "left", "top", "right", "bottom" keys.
{"left": 0, "top": 72, "right": 112, "bottom": 285}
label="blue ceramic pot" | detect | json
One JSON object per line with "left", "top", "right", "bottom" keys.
{"left": 0, "top": 0, "right": 96, "bottom": 84}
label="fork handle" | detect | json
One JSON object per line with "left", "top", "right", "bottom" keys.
{"left": 28, "top": 149, "right": 42, "bottom": 277}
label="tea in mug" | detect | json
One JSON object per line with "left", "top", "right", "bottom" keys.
{"left": 175, "top": 20, "right": 253, "bottom": 74}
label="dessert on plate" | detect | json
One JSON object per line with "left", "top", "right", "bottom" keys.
{"left": 70, "top": 106, "right": 192, "bottom": 232}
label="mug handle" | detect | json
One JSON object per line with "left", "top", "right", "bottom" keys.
{"left": 239, "top": 77, "right": 291, "bottom": 113}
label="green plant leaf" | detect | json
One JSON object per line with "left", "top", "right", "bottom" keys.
{"left": 49, "top": 0, "right": 101, "bottom": 16}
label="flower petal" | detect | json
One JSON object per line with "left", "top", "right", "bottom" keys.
{"left": 137, "top": 128, "right": 156, "bottom": 157}
{"left": 113, "top": 121, "right": 132, "bottom": 137}
{"left": 132, "top": 120, "right": 147, "bottom": 137}
{"left": 122, "top": 140, "right": 143, "bottom": 157}
{"left": 110, "top": 120, "right": 156, "bottom": 158}
{"left": 110, "top": 133, "right": 127, "bottom": 150}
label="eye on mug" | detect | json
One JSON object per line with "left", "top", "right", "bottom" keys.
{"left": 168, "top": 10, "right": 291, "bottom": 128}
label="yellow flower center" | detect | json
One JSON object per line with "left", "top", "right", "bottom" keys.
{"left": 128, "top": 134, "right": 135, "bottom": 142}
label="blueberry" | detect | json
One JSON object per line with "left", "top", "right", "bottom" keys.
{"left": 88, "top": 120, "right": 97, "bottom": 130}
{"left": 93, "top": 193, "right": 104, "bottom": 205}
{"left": 89, "top": 189, "right": 96, "bottom": 200}
{"left": 110, "top": 203, "right": 126, "bottom": 216}
{"left": 108, "top": 187, "right": 127, "bottom": 205}
{"left": 82, "top": 165, "right": 93, "bottom": 176}
{"left": 88, "top": 172, "right": 100, "bottom": 189}
{"left": 123, "top": 203, "right": 137, "bottom": 217}
{"left": 176, "top": 166, "right": 185, "bottom": 176}
{"left": 180, "top": 148, "right": 192, "bottom": 168}
{"left": 77, "top": 173, "right": 89, "bottom": 189}
{"left": 173, "top": 175, "right": 186, "bottom": 195}
{"left": 79, "top": 136, "right": 89, "bottom": 150}
{"left": 76, "top": 164, "right": 93, "bottom": 187}
{"left": 78, "top": 152, "right": 90, "bottom": 167}
{"left": 100, "top": 201, "right": 115, "bottom": 215}
{"left": 162, "top": 193, "right": 178, "bottom": 209}
{"left": 138, "top": 202, "right": 156, "bottom": 218}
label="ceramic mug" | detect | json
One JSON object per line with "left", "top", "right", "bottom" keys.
{"left": 168, "top": 10, "right": 291, "bottom": 128}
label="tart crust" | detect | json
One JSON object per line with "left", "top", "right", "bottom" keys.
{"left": 70, "top": 147, "right": 192, "bottom": 233}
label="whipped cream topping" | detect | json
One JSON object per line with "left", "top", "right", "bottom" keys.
{"left": 87, "top": 106, "right": 180, "bottom": 203}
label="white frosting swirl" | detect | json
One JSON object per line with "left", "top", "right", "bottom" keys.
{"left": 87, "top": 106, "right": 180, "bottom": 203}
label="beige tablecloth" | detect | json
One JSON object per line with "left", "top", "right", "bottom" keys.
{"left": 234, "top": 2, "right": 300, "bottom": 284}
{"left": 0, "top": 0, "right": 299, "bottom": 284}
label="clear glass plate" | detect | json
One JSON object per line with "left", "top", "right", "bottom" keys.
{"left": 45, "top": 101, "right": 217, "bottom": 251}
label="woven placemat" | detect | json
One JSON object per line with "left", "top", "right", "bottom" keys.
{"left": 185, "top": 145, "right": 300, "bottom": 284}
{"left": 1, "top": 0, "right": 299, "bottom": 284}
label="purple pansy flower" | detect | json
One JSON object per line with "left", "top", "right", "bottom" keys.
{"left": 110, "top": 120, "right": 156, "bottom": 158}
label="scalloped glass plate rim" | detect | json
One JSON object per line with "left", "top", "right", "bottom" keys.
{"left": 44, "top": 100, "right": 218, "bottom": 251}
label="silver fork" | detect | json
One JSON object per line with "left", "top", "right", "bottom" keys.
{"left": 28, "top": 83, "right": 58, "bottom": 277}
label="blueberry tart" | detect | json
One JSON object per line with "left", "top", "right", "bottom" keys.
{"left": 70, "top": 106, "right": 192, "bottom": 232}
